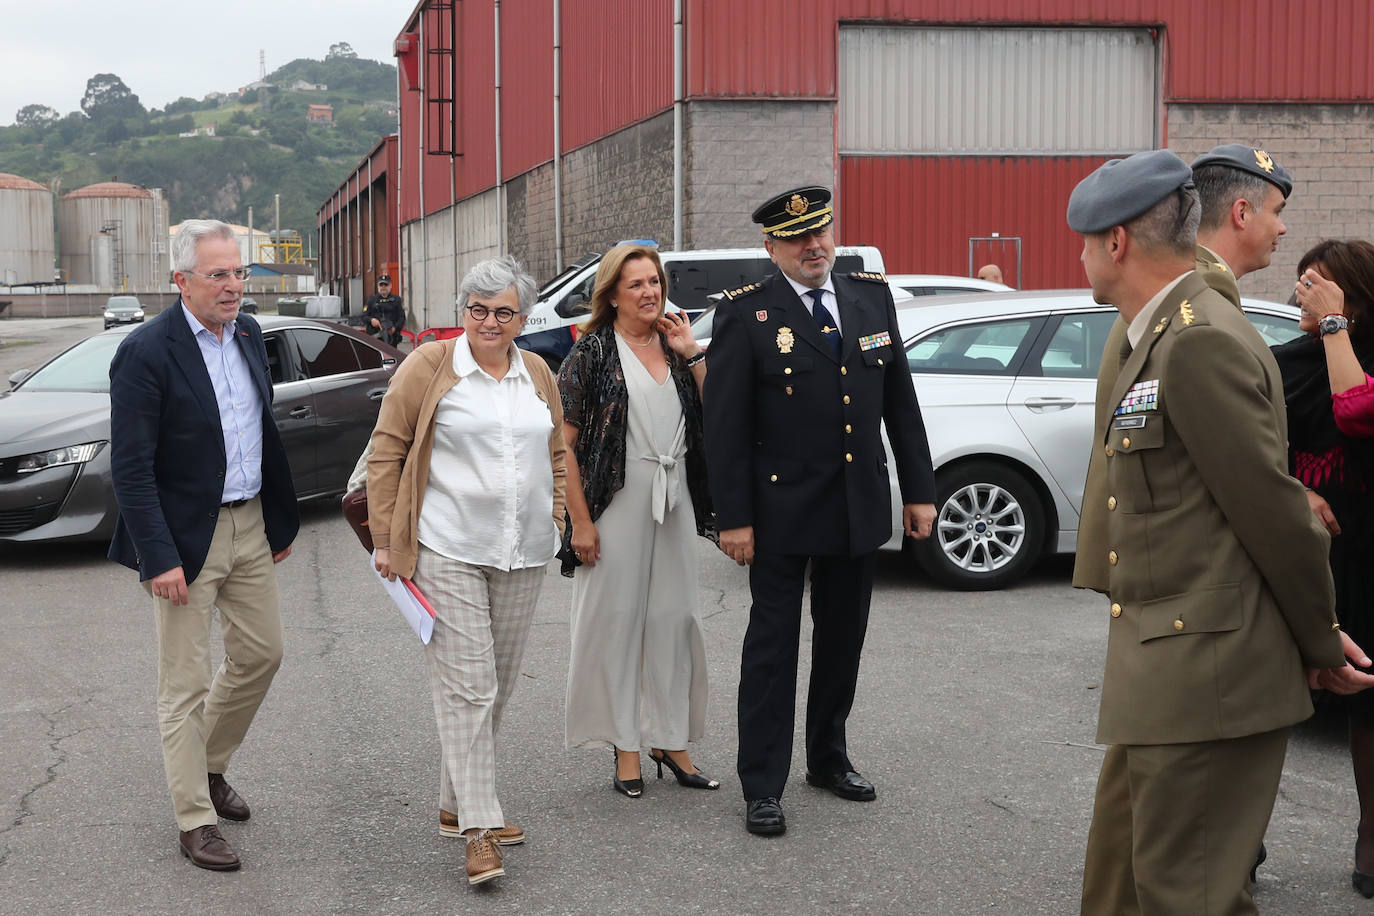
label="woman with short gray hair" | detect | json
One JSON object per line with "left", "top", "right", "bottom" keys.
{"left": 367, "top": 255, "right": 567, "bottom": 887}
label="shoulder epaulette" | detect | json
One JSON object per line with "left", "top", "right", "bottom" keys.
{"left": 722, "top": 282, "right": 762, "bottom": 301}
{"left": 848, "top": 271, "right": 888, "bottom": 284}
{"left": 1159, "top": 298, "right": 1213, "bottom": 336}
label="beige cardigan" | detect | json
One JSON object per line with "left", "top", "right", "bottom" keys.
{"left": 366, "top": 339, "right": 568, "bottom": 579}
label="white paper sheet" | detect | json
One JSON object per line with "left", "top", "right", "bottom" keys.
{"left": 369, "top": 550, "right": 436, "bottom": 644}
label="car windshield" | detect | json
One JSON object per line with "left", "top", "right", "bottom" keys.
{"left": 107, "top": 297, "right": 140, "bottom": 309}
{"left": 18, "top": 333, "right": 126, "bottom": 392}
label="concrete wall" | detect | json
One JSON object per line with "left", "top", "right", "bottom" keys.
{"left": 683, "top": 100, "right": 836, "bottom": 249}
{"left": 401, "top": 188, "right": 501, "bottom": 330}
{"left": 1168, "top": 103, "right": 1374, "bottom": 304}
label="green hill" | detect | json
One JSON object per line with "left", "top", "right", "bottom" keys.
{"left": 0, "top": 50, "right": 396, "bottom": 244}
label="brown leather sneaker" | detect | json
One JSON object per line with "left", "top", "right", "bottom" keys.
{"left": 208, "top": 772, "right": 250, "bottom": 821}
{"left": 440, "top": 810, "right": 525, "bottom": 845}
{"left": 465, "top": 829, "right": 505, "bottom": 885}
{"left": 179, "top": 824, "right": 241, "bottom": 870}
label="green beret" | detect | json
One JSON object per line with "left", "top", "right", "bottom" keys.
{"left": 1067, "top": 150, "right": 1194, "bottom": 234}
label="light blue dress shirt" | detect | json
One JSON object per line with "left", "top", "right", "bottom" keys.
{"left": 181, "top": 304, "right": 264, "bottom": 502}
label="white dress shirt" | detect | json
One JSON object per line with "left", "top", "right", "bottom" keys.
{"left": 417, "top": 335, "right": 559, "bottom": 570}
{"left": 783, "top": 273, "right": 841, "bottom": 336}
{"left": 181, "top": 304, "right": 263, "bottom": 502}
{"left": 1126, "top": 272, "right": 1190, "bottom": 349}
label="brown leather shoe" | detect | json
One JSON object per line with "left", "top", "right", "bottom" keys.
{"left": 208, "top": 773, "right": 251, "bottom": 821}
{"left": 178, "top": 824, "right": 241, "bottom": 870}
{"left": 440, "top": 810, "right": 525, "bottom": 845}
{"left": 465, "top": 829, "right": 505, "bottom": 885}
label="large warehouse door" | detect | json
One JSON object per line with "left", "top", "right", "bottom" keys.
{"left": 838, "top": 26, "right": 1159, "bottom": 289}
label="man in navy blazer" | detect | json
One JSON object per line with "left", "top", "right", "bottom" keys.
{"left": 109, "top": 219, "right": 298, "bottom": 870}
{"left": 704, "top": 186, "right": 937, "bottom": 837}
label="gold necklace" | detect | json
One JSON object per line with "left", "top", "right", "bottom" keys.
{"left": 618, "top": 327, "right": 655, "bottom": 348}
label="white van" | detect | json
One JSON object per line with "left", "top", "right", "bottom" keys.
{"left": 517, "top": 244, "right": 886, "bottom": 368}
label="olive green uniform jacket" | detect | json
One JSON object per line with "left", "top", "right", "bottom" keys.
{"left": 1079, "top": 269, "right": 1342, "bottom": 746}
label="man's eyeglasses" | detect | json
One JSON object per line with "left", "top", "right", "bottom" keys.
{"left": 183, "top": 267, "right": 251, "bottom": 283}
{"left": 466, "top": 304, "right": 519, "bottom": 324}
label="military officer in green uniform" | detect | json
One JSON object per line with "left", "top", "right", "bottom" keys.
{"left": 1067, "top": 150, "right": 1374, "bottom": 915}
{"left": 1076, "top": 145, "right": 1295, "bottom": 596}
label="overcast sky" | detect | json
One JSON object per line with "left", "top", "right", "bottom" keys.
{"left": 1, "top": 0, "right": 402, "bottom": 126}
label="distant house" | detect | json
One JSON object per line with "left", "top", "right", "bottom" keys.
{"left": 178, "top": 124, "right": 217, "bottom": 138}
{"left": 306, "top": 104, "right": 334, "bottom": 123}
{"left": 289, "top": 79, "right": 327, "bottom": 92}
{"left": 237, "top": 79, "right": 271, "bottom": 96}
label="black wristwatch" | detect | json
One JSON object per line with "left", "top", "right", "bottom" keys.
{"left": 1319, "top": 314, "right": 1350, "bottom": 336}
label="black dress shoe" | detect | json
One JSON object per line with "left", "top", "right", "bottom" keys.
{"left": 1354, "top": 868, "right": 1374, "bottom": 899}
{"left": 208, "top": 772, "right": 251, "bottom": 821}
{"left": 805, "top": 769, "right": 876, "bottom": 801}
{"left": 1250, "top": 842, "right": 1266, "bottom": 883}
{"left": 179, "top": 824, "right": 241, "bottom": 870}
{"left": 745, "top": 797, "right": 786, "bottom": 836}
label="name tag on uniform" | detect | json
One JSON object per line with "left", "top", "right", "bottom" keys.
{"left": 859, "top": 331, "right": 891, "bottom": 351}
{"left": 1112, "top": 416, "right": 1147, "bottom": 429}
{"left": 1114, "top": 379, "right": 1158, "bottom": 416}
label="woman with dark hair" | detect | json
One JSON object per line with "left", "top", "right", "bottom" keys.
{"left": 557, "top": 243, "right": 718, "bottom": 796}
{"left": 1275, "top": 239, "right": 1374, "bottom": 898}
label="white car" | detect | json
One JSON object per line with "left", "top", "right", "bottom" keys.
{"left": 880, "top": 290, "right": 1305, "bottom": 589}
{"left": 887, "top": 273, "right": 1011, "bottom": 297}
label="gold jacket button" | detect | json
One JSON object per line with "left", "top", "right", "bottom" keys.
{"left": 1173, "top": 619, "right": 1185, "bottom": 631}
{"left": 1107, "top": 496, "right": 1117, "bottom": 510}
{"left": 840, "top": 366, "right": 847, "bottom": 375}
{"left": 1122, "top": 436, "right": 1132, "bottom": 448}
{"left": 843, "top": 395, "right": 851, "bottom": 404}
{"left": 1105, "top": 446, "right": 1115, "bottom": 458}
{"left": 878, "top": 358, "right": 884, "bottom": 365}
{"left": 845, "top": 453, "right": 853, "bottom": 463}
{"left": 845, "top": 424, "right": 852, "bottom": 433}
{"left": 770, "top": 474, "right": 778, "bottom": 482}
{"left": 1110, "top": 603, "right": 1122, "bottom": 618}
{"left": 784, "top": 367, "right": 793, "bottom": 375}
{"left": 1108, "top": 550, "right": 1118, "bottom": 565}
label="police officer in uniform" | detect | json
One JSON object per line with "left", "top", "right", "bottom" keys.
{"left": 363, "top": 274, "right": 405, "bottom": 346}
{"left": 703, "top": 185, "right": 936, "bottom": 836}
{"left": 1068, "top": 150, "right": 1373, "bottom": 915}
{"left": 1077, "top": 145, "right": 1296, "bottom": 597}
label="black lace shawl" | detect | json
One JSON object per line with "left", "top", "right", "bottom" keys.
{"left": 555, "top": 324, "right": 715, "bottom": 576}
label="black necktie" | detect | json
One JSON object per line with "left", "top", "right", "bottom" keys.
{"left": 808, "top": 289, "right": 841, "bottom": 359}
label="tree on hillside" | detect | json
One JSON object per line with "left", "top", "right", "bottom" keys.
{"left": 327, "top": 42, "right": 357, "bottom": 60}
{"left": 15, "top": 104, "right": 59, "bottom": 128}
{"left": 81, "top": 73, "right": 145, "bottom": 121}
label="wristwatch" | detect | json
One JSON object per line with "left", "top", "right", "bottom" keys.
{"left": 1319, "top": 314, "right": 1350, "bottom": 336}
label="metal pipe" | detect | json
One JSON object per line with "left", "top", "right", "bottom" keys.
{"left": 552, "top": 0, "right": 563, "bottom": 271}
{"left": 418, "top": 9, "right": 429, "bottom": 330}
{"left": 672, "top": 0, "right": 683, "bottom": 250}
{"left": 494, "top": 0, "right": 505, "bottom": 255}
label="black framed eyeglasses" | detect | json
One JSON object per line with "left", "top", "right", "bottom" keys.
{"left": 466, "top": 304, "right": 519, "bottom": 324}
{"left": 183, "top": 267, "right": 251, "bottom": 283}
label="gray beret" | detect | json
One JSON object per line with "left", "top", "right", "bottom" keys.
{"left": 1190, "top": 144, "right": 1293, "bottom": 198}
{"left": 1066, "top": 150, "right": 1194, "bottom": 234}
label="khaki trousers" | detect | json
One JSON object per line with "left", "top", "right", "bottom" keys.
{"left": 148, "top": 497, "right": 283, "bottom": 831}
{"left": 1081, "top": 727, "right": 1289, "bottom": 916}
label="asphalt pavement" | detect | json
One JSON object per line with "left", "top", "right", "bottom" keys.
{"left": 0, "top": 318, "right": 1368, "bottom": 914}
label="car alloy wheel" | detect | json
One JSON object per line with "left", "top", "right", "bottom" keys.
{"left": 914, "top": 460, "right": 1045, "bottom": 590}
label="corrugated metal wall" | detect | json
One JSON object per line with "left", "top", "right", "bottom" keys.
{"left": 839, "top": 26, "right": 1156, "bottom": 154}
{"left": 689, "top": 0, "right": 1374, "bottom": 102}
{"left": 840, "top": 155, "right": 1109, "bottom": 288}
{"left": 501, "top": 0, "right": 554, "bottom": 179}
{"left": 561, "top": 0, "right": 673, "bottom": 151}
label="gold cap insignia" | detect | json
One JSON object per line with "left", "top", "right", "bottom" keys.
{"left": 1179, "top": 300, "right": 1195, "bottom": 326}
{"left": 1253, "top": 149, "right": 1275, "bottom": 173}
{"left": 784, "top": 194, "right": 810, "bottom": 217}
{"left": 1153, "top": 316, "right": 1169, "bottom": 334}
{"left": 776, "top": 326, "right": 795, "bottom": 354}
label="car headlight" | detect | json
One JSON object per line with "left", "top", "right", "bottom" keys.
{"left": 16, "top": 441, "right": 105, "bottom": 474}
{"left": 104, "top": 311, "right": 115, "bottom": 318}
{"left": 133, "top": 310, "right": 144, "bottom": 318}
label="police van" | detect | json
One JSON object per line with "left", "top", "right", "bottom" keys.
{"left": 516, "top": 243, "right": 887, "bottom": 369}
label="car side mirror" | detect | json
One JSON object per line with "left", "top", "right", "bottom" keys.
{"left": 555, "top": 292, "right": 591, "bottom": 319}
{"left": 8, "top": 368, "right": 31, "bottom": 389}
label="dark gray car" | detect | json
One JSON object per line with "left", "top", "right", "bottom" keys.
{"left": 102, "top": 295, "right": 146, "bottom": 329}
{"left": 0, "top": 315, "right": 403, "bottom": 544}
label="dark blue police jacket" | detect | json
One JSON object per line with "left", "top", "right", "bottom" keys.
{"left": 107, "top": 303, "right": 299, "bottom": 583}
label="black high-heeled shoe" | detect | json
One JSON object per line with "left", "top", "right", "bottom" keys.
{"left": 651, "top": 750, "right": 720, "bottom": 790}
{"left": 612, "top": 750, "right": 643, "bottom": 798}
{"left": 1353, "top": 868, "right": 1374, "bottom": 899}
